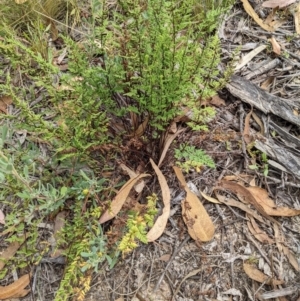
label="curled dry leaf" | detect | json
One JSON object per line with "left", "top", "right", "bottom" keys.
{"left": 251, "top": 111, "right": 265, "bottom": 135}
{"left": 269, "top": 36, "right": 281, "bottom": 55}
{"left": 174, "top": 166, "right": 214, "bottom": 242}
{"left": 243, "top": 263, "right": 284, "bottom": 285}
{"left": 243, "top": 107, "right": 253, "bottom": 144}
{"left": 147, "top": 159, "right": 170, "bottom": 242}
{"left": 199, "top": 190, "right": 221, "bottom": 204}
{"left": 0, "top": 235, "right": 26, "bottom": 271}
{"left": 158, "top": 254, "right": 171, "bottom": 262}
{"left": 0, "top": 273, "right": 31, "bottom": 299}
{"left": 282, "top": 245, "right": 299, "bottom": 271}
{"left": 132, "top": 115, "right": 149, "bottom": 137}
{"left": 0, "top": 96, "right": 13, "bottom": 114}
{"left": 293, "top": 3, "right": 300, "bottom": 34}
{"left": 247, "top": 186, "right": 300, "bottom": 216}
{"left": 119, "top": 163, "right": 145, "bottom": 193}
{"left": 274, "top": 224, "right": 299, "bottom": 271}
{"left": 99, "top": 173, "right": 150, "bottom": 224}
{"left": 217, "top": 180, "right": 281, "bottom": 226}
{"left": 158, "top": 127, "right": 186, "bottom": 167}
{"left": 209, "top": 94, "right": 226, "bottom": 107}
{"left": 241, "top": 0, "right": 279, "bottom": 31}
{"left": 246, "top": 214, "right": 275, "bottom": 244}
{"left": 214, "top": 193, "right": 265, "bottom": 224}
{"left": 262, "top": 0, "right": 296, "bottom": 8}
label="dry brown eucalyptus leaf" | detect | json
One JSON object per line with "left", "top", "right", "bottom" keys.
{"left": 243, "top": 263, "right": 284, "bottom": 285}
{"left": 217, "top": 180, "right": 281, "bottom": 226}
{"left": 119, "top": 163, "right": 145, "bottom": 193}
{"left": 241, "top": 0, "right": 277, "bottom": 31}
{"left": 247, "top": 186, "right": 300, "bottom": 216}
{"left": 158, "top": 127, "right": 185, "bottom": 167}
{"left": 99, "top": 173, "right": 150, "bottom": 224}
{"left": 0, "top": 235, "right": 26, "bottom": 271}
{"left": 282, "top": 245, "right": 299, "bottom": 271}
{"left": 199, "top": 190, "right": 221, "bottom": 204}
{"left": 133, "top": 115, "right": 149, "bottom": 137}
{"left": 262, "top": 0, "right": 296, "bottom": 8}
{"left": 0, "top": 273, "right": 31, "bottom": 299}
{"left": 260, "top": 77, "right": 275, "bottom": 91}
{"left": 274, "top": 224, "right": 299, "bottom": 271}
{"left": 174, "top": 166, "right": 214, "bottom": 242}
{"left": 0, "top": 96, "right": 13, "bottom": 114}
{"left": 158, "top": 254, "right": 171, "bottom": 262}
{"left": 209, "top": 94, "right": 226, "bottom": 107}
{"left": 292, "top": 3, "right": 300, "bottom": 34}
{"left": 214, "top": 193, "right": 265, "bottom": 224}
{"left": 247, "top": 214, "right": 275, "bottom": 244}
{"left": 269, "top": 36, "right": 281, "bottom": 55}
{"left": 243, "top": 108, "right": 253, "bottom": 144}
{"left": 147, "top": 159, "right": 170, "bottom": 242}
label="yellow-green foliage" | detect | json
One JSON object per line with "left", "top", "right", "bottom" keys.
{"left": 175, "top": 144, "right": 216, "bottom": 172}
{"left": 55, "top": 204, "right": 105, "bottom": 301}
{"left": 119, "top": 194, "right": 158, "bottom": 255}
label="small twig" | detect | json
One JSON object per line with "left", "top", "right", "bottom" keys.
{"left": 147, "top": 247, "right": 155, "bottom": 291}
{"left": 245, "top": 58, "right": 281, "bottom": 80}
{"left": 154, "top": 235, "right": 190, "bottom": 292}
{"left": 126, "top": 251, "right": 136, "bottom": 301}
{"left": 239, "top": 103, "right": 249, "bottom": 170}
{"left": 230, "top": 240, "right": 235, "bottom": 288}
{"left": 254, "top": 277, "right": 270, "bottom": 298}
{"left": 243, "top": 228, "right": 281, "bottom": 279}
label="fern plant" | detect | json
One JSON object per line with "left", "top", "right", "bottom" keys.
{"left": 175, "top": 143, "right": 215, "bottom": 172}
{"left": 86, "top": 0, "right": 233, "bottom": 131}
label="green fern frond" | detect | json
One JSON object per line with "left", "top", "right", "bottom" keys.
{"left": 175, "top": 144, "right": 215, "bottom": 172}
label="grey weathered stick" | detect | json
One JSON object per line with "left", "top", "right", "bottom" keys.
{"left": 154, "top": 235, "right": 190, "bottom": 292}
{"left": 255, "top": 134, "right": 300, "bottom": 180}
{"left": 226, "top": 75, "right": 300, "bottom": 127}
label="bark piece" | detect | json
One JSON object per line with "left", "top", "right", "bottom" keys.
{"left": 226, "top": 75, "right": 300, "bottom": 127}
{"left": 255, "top": 134, "right": 300, "bottom": 180}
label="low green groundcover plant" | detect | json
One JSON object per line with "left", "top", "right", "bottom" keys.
{"left": 0, "top": 0, "right": 234, "bottom": 299}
